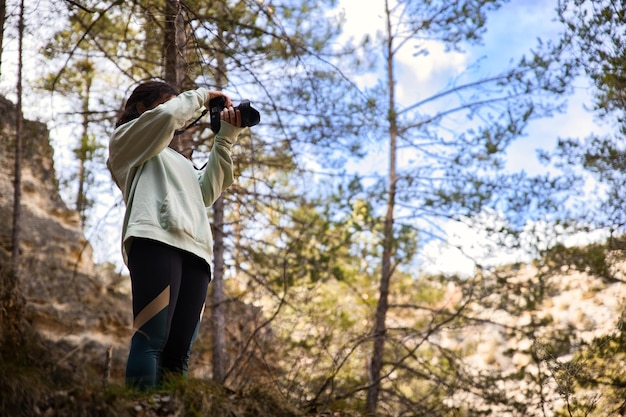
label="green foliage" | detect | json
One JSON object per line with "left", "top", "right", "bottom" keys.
{"left": 542, "top": 134, "right": 626, "bottom": 245}
{"left": 549, "top": 2, "right": 626, "bottom": 258}
{"left": 228, "top": 173, "right": 489, "bottom": 414}
{"left": 558, "top": 0, "right": 626, "bottom": 124}
{"left": 540, "top": 241, "right": 618, "bottom": 283}
{"left": 400, "top": 0, "right": 505, "bottom": 49}
{"left": 548, "top": 329, "right": 626, "bottom": 416}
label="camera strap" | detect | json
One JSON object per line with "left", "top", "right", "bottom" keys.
{"left": 174, "top": 108, "right": 209, "bottom": 136}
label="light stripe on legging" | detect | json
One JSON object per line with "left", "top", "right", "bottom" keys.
{"left": 133, "top": 286, "right": 170, "bottom": 332}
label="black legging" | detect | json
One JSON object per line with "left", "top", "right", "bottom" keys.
{"left": 125, "top": 237, "right": 211, "bottom": 389}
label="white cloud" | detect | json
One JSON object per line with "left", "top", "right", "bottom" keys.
{"left": 337, "top": 0, "right": 469, "bottom": 106}
{"left": 337, "top": 0, "right": 383, "bottom": 39}
{"left": 418, "top": 222, "right": 481, "bottom": 277}
{"left": 419, "top": 212, "right": 611, "bottom": 278}
{"left": 395, "top": 42, "right": 469, "bottom": 108}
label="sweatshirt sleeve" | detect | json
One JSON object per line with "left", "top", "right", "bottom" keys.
{"left": 108, "top": 88, "right": 209, "bottom": 196}
{"left": 198, "top": 122, "right": 243, "bottom": 207}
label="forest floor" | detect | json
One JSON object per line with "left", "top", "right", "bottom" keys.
{"left": 0, "top": 325, "right": 358, "bottom": 417}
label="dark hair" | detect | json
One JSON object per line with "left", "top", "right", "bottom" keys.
{"left": 115, "top": 81, "right": 179, "bottom": 127}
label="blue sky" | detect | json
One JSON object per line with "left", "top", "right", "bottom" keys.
{"left": 336, "top": 0, "right": 604, "bottom": 275}
{"left": 338, "top": 0, "right": 598, "bottom": 176}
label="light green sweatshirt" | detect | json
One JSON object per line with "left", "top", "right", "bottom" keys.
{"left": 107, "top": 87, "right": 242, "bottom": 266}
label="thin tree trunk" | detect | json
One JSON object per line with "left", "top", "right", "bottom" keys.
{"left": 366, "top": 0, "right": 397, "bottom": 412}
{"left": 211, "top": 196, "right": 227, "bottom": 383}
{"left": 211, "top": 18, "right": 228, "bottom": 384}
{"left": 76, "top": 73, "right": 92, "bottom": 226}
{"left": 11, "top": 0, "right": 24, "bottom": 278}
{"left": 233, "top": 200, "right": 242, "bottom": 278}
{"left": 2, "top": 0, "right": 25, "bottom": 347}
{"left": 0, "top": 0, "right": 6, "bottom": 76}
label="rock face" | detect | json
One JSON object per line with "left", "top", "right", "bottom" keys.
{"left": 0, "top": 96, "right": 131, "bottom": 379}
{"left": 0, "top": 96, "right": 93, "bottom": 279}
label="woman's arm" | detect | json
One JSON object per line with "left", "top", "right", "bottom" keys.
{"left": 109, "top": 89, "right": 207, "bottom": 171}
{"left": 197, "top": 122, "right": 243, "bottom": 206}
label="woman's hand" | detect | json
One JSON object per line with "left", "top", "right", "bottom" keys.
{"left": 205, "top": 90, "right": 243, "bottom": 128}
{"left": 220, "top": 106, "right": 242, "bottom": 127}
{"left": 206, "top": 90, "right": 233, "bottom": 108}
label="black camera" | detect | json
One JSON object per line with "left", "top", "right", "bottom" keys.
{"left": 209, "top": 96, "right": 260, "bottom": 133}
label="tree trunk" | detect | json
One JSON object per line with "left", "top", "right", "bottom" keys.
{"left": 2, "top": 0, "right": 25, "bottom": 349}
{"left": 11, "top": 0, "right": 24, "bottom": 280}
{"left": 163, "top": 0, "right": 183, "bottom": 89}
{"left": 211, "top": 17, "right": 228, "bottom": 384}
{"left": 76, "top": 70, "right": 92, "bottom": 226}
{"left": 366, "top": 0, "right": 397, "bottom": 412}
{"left": 211, "top": 196, "right": 227, "bottom": 383}
{"left": 0, "top": 0, "right": 6, "bottom": 76}
{"left": 232, "top": 200, "right": 242, "bottom": 278}
{"left": 164, "top": 0, "right": 193, "bottom": 157}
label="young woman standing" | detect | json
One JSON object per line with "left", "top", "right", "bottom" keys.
{"left": 107, "top": 81, "right": 243, "bottom": 389}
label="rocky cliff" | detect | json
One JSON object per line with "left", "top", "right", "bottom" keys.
{"left": 0, "top": 96, "right": 131, "bottom": 380}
